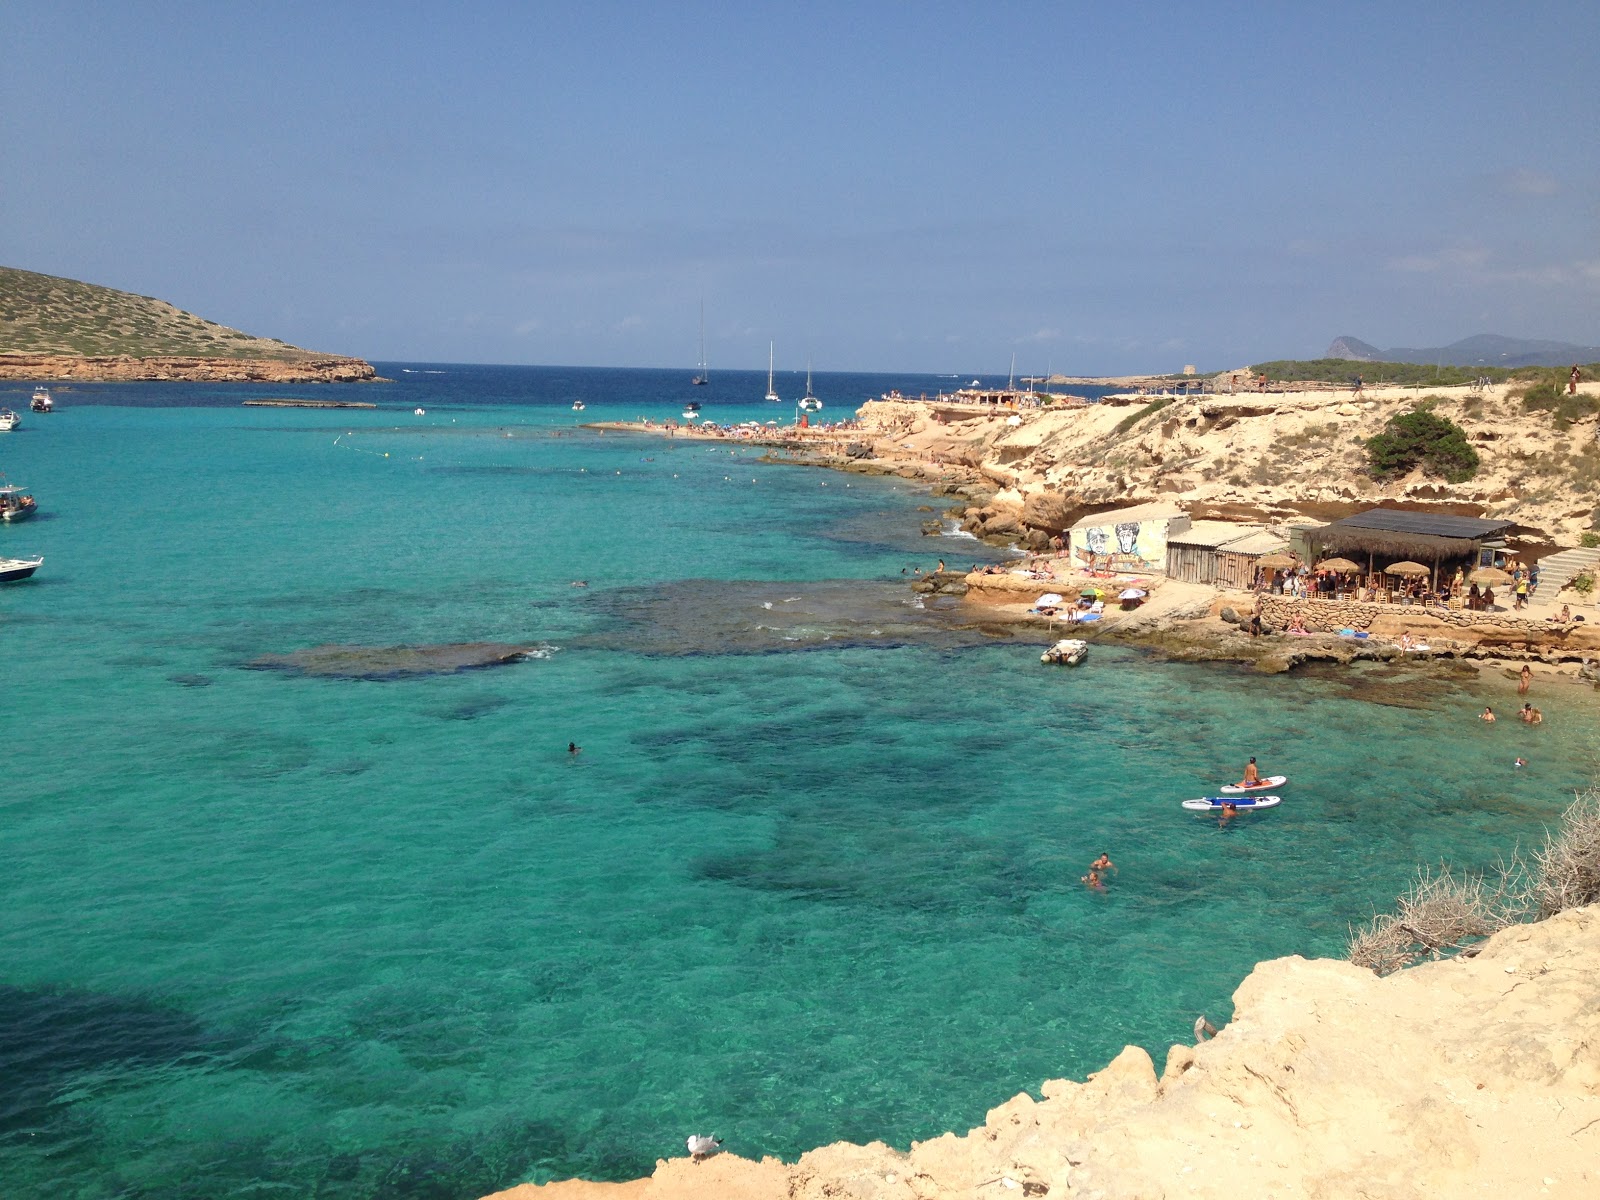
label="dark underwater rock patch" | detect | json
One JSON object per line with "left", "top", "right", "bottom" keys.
{"left": 245, "top": 642, "right": 550, "bottom": 680}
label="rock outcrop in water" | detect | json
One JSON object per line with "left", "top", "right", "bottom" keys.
{"left": 246, "top": 642, "right": 544, "bottom": 680}
{"left": 485, "top": 906, "right": 1600, "bottom": 1200}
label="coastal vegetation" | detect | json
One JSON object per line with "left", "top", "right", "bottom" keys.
{"left": 1514, "top": 369, "right": 1600, "bottom": 428}
{"left": 0, "top": 265, "right": 330, "bottom": 359}
{"left": 1364, "top": 404, "right": 1480, "bottom": 483}
{"left": 1111, "top": 395, "right": 1176, "bottom": 436}
{"left": 1348, "top": 788, "right": 1600, "bottom": 975}
{"left": 1252, "top": 357, "right": 1600, "bottom": 388}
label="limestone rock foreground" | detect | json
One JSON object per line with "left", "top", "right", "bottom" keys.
{"left": 486, "top": 906, "right": 1600, "bottom": 1200}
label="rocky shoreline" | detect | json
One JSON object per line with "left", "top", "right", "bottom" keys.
{"left": 0, "top": 351, "right": 377, "bottom": 383}
{"left": 489, "top": 906, "right": 1600, "bottom": 1200}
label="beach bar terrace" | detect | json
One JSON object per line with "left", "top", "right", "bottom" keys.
{"left": 1307, "top": 508, "right": 1517, "bottom": 594}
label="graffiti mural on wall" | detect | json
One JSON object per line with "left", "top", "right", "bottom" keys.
{"left": 1073, "top": 520, "right": 1167, "bottom": 573}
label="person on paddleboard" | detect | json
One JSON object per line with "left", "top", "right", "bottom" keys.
{"left": 1239, "top": 757, "right": 1261, "bottom": 787}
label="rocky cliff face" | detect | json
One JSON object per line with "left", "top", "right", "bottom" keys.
{"left": 486, "top": 906, "right": 1600, "bottom": 1200}
{"left": 0, "top": 352, "right": 376, "bottom": 383}
{"left": 853, "top": 382, "right": 1600, "bottom": 548}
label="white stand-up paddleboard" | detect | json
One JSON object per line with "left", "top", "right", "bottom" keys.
{"left": 1218, "top": 774, "right": 1287, "bottom": 794}
{"left": 1182, "top": 795, "right": 1281, "bottom": 811}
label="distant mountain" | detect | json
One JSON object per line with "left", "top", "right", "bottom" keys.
{"left": 1326, "top": 333, "right": 1600, "bottom": 368}
{"left": 1326, "top": 336, "right": 1384, "bottom": 361}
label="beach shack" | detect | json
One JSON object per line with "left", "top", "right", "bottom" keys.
{"left": 1165, "top": 520, "right": 1269, "bottom": 586}
{"left": 1068, "top": 503, "right": 1189, "bottom": 575}
{"left": 1307, "top": 508, "right": 1517, "bottom": 591}
{"left": 1214, "top": 529, "right": 1292, "bottom": 590}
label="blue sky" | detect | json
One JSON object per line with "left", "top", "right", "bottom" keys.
{"left": 3, "top": 1, "right": 1596, "bottom": 373}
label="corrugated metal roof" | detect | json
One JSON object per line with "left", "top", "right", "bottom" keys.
{"left": 1167, "top": 520, "right": 1262, "bottom": 548}
{"left": 1069, "top": 502, "right": 1187, "bottom": 531}
{"left": 1327, "top": 508, "right": 1516, "bottom": 539}
{"left": 1218, "top": 530, "right": 1289, "bottom": 555}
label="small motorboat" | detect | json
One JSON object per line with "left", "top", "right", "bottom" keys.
{"left": 0, "top": 484, "right": 37, "bottom": 521}
{"left": 571, "top": 400, "right": 586, "bottom": 412}
{"left": 414, "top": 407, "right": 426, "bottom": 415}
{"left": 683, "top": 401, "right": 701, "bottom": 421}
{"left": 31, "top": 388, "right": 54, "bottom": 412}
{"left": 1041, "top": 638, "right": 1088, "bottom": 665}
{"left": 0, "top": 554, "right": 43, "bottom": 582}
{"left": 0, "top": 408, "right": 20, "bottom": 431}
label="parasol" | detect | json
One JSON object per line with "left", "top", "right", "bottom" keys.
{"left": 1469, "top": 566, "right": 1512, "bottom": 586}
{"left": 1119, "top": 588, "right": 1147, "bottom": 600}
{"left": 1315, "top": 557, "right": 1361, "bottom": 573}
{"left": 1080, "top": 586, "right": 1105, "bottom": 598}
{"left": 1035, "top": 593, "right": 1064, "bottom": 608}
{"left": 1256, "top": 552, "right": 1297, "bottom": 569}
{"left": 1384, "top": 561, "right": 1431, "bottom": 576}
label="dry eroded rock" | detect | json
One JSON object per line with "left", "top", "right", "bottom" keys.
{"left": 488, "top": 907, "right": 1600, "bottom": 1200}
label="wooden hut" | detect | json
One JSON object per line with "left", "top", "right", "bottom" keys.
{"left": 1215, "top": 530, "right": 1291, "bottom": 590}
{"left": 1165, "top": 521, "right": 1266, "bottom": 585}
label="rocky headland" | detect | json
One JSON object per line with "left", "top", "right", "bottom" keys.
{"left": 0, "top": 265, "right": 376, "bottom": 382}
{"left": 489, "top": 905, "right": 1600, "bottom": 1200}
{"left": 0, "top": 351, "right": 376, "bottom": 383}
{"left": 844, "top": 380, "right": 1600, "bottom": 550}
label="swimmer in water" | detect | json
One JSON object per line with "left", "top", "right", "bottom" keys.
{"left": 1514, "top": 757, "right": 1527, "bottom": 768}
{"left": 1081, "top": 869, "right": 1105, "bottom": 891}
{"left": 568, "top": 742, "right": 581, "bottom": 757}
{"left": 1090, "top": 852, "right": 1116, "bottom": 876}
{"left": 1219, "top": 801, "right": 1239, "bottom": 826}
{"left": 1480, "top": 707, "right": 1496, "bottom": 723}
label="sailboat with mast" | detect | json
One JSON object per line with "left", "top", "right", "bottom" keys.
{"left": 691, "top": 301, "right": 708, "bottom": 386}
{"left": 764, "top": 342, "right": 781, "bottom": 402}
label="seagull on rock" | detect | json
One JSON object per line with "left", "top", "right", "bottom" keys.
{"left": 686, "top": 1133, "right": 723, "bottom": 1161}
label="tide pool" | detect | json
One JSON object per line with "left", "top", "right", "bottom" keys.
{"left": 0, "top": 367, "right": 1589, "bottom": 1199}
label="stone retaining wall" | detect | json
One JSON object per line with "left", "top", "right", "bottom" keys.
{"left": 1260, "top": 595, "right": 1573, "bottom": 635}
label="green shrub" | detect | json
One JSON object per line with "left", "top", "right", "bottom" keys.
{"left": 1581, "top": 532, "right": 1599, "bottom": 548}
{"left": 1112, "top": 396, "right": 1175, "bottom": 436}
{"left": 1572, "top": 572, "right": 1596, "bottom": 597}
{"left": 1366, "top": 407, "right": 1481, "bottom": 483}
{"left": 1516, "top": 376, "right": 1600, "bottom": 428}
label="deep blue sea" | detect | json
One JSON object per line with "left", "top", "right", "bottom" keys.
{"left": 1, "top": 364, "right": 1591, "bottom": 1199}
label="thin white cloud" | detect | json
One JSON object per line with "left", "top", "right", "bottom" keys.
{"left": 1500, "top": 168, "right": 1560, "bottom": 196}
{"left": 1387, "top": 245, "right": 1490, "bottom": 273}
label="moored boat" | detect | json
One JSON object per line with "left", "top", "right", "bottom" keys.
{"left": 571, "top": 400, "right": 586, "bottom": 412}
{"left": 31, "top": 387, "right": 54, "bottom": 412}
{"left": 1041, "top": 637, "right": 1088, "bottom": 665}
{"left": 0, "top": 408, "right": 20, "bottom": 431}
{"left": 0, "top": 554, "right": 43, "bottom": 582}
{"left": 0, "top": 483, "right": 38, "bottom": 521}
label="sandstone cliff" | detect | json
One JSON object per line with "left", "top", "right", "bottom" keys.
{"left": 853, "top": 383, "right": 1600, "bottom": 549}
{"left": 0, "top": 352, "right": 376, "bottom": 383}
{"left": 488, "top": 906, "right": 1600, "bottom": 1200}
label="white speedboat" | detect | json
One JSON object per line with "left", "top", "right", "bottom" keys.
{"left": 683, "top": 401, "right": 701, "bottom": 421}
{"left": 572, "top": 400, "right": 586, "bottom": 412}
{"left": 0, "top": 554, "right": 42, "bottom": 582}
{"left": 1041, "top": 638, "right": 1088, "bottom": 665}
{"left": 0, "top": 484, "right": 38, "bottom": 521}
{"left": 0, "top": 408, "right": 20, "bottom": 431}
{"left": 31, "top": 387, "right": 53, "bottom": 412}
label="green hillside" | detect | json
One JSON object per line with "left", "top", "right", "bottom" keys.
{"left": 0, "top": 266, "right": 334, "bottom": 359}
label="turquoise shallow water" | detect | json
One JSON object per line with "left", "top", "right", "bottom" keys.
{"left": 1, "top": 367, "right": 1592, "bottom": 1199}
